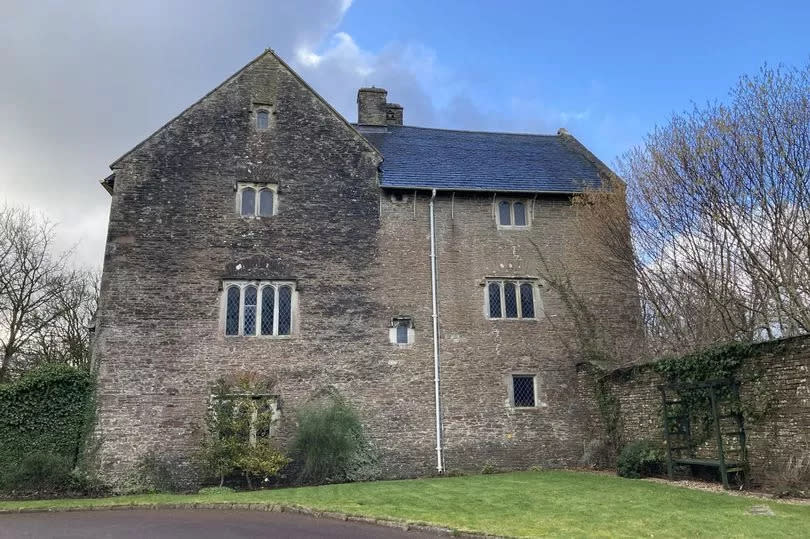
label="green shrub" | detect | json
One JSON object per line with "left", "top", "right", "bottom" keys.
{"left": 0, "top": 453, "right": 72, "bottom": 493}
{"left": 481, "top": 463, "right": 497, "bottom": 474}
{"left": 236, "top": 440, "right": 290, "bottom": 489}
{"left": 195, "top": 373, "right": 288, "bottom": 490}
{"left": 617, "top": 440, "right": 664, "bottom": 479}
{"left": 292, "top": 395, "right": 379, "bottom": 484}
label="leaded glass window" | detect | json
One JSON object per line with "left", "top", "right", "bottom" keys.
{"left": 512, "top": 375, "right": 536, "bottom": 407}
{"left": 486, "top": 280, "right": 537, "bottom": 320}
{"left": 226, "top": 286, "right": 240, "bottom": 336}
{"left": 223, "top": 281, "right": 295, "bottom": 337}
{"left": 260, "top": 286, "right": 275, "bottom": 335}
{"left": 278, "top": 286, "right": 292, "bottom": 335}
{"left": 488, "top": 282, "right": 502, "bottom": 318}
{"left": 243, "top": 285, "right": 257, "bottom": 335}
{"left": 520, "top": 283, "right": 535, "bottom": 318}
{"left": 240, "top": 187, "right": 255, "bottom": 217}
{"left": 504, "top": 282, "right": 518, "bottom": 318}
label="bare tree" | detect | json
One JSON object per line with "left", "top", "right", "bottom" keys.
{"left": 0, "top": 205, "right": 79, "bottom": 381}
{"left": 583, "top": 62, "right": 810, "bottom": 355}
{"left": 28, "top": 270, "right": 99, "bottom": 372}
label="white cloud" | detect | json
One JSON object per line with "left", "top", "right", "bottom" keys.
{"left": 1, "top": 0, "right": 612, "bottom": 270}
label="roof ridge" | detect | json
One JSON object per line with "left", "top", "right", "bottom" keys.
{"left": 392, "top": 124, "right": 561, "bottom": 139}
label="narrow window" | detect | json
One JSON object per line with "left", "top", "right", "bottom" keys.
{"left": 520, "top": 283, "right": 535, "bottom": 318}
{"left": 512, "top": 375, "right": 536, "bottom": 407}
{"left": 513, "top": 202, "right": 526, "bottom": 226}
{"left": 259, "top": 189, "right": 274, "bottom": 217}
{"left": 396, "top": 321, "right": 409, "bottom": 344}
{"left": 256, "top": 110, "right": 269, "bottom": 129}
{"left": 498, "top": 201, "right": 511, "bottom": 226}
{"left": 226, "top": 286, "right": 240, "bottom": 336}
{"left": 504, "top": 282, "right": 518, "bottom": 318}
{"left": 243, "top": 285, "right": 257, "bottom": 335}
{"left": 278, "top": 286, "right": 292, "bottom": 335}
{"left": 260, "top": 286, "right": 275, "bottom": 335}
{"left": 241, "top": 187, "right": 256, "bottom": 217}
{"left": 488, "top": 282, "right": 502, "bottom": 318}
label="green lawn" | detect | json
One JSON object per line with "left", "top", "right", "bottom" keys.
{"left": 1, "top": 471, "right": 807, "bottom": 537}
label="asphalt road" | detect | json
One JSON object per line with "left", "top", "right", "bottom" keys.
{"left": 0, "top": 509, "right": 439, "bottom": 538}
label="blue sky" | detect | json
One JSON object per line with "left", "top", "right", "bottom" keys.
{"left": 1, "top": 0, "right": 808, "bottom": 267}
{"left": 337, "top": 0, "right": 810, "bottom": 160}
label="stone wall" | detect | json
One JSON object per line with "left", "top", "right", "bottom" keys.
{"left": 576, "top": 336, "right": 810, "bottom": 487}
{"left": 92, "top": 51, "right": 641, "bottom": 487}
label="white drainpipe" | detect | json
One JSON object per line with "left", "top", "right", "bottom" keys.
{"left": 429, "top": 189, "right": 444, "bottom": 473}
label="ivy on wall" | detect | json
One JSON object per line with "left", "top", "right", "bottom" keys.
{"left": 654, "top": 342, "right": 754, "bottom": 383}
{"left": 0, "top": 364, "right": 95, "bottom": 469}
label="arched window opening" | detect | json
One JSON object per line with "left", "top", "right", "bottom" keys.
{"left": 488, "top": 282, "right": 502, "bottom": 318}
{"left": 241, "top": 187, "right": 256, "bottom": 217}
{"left": 243, "top": 285, "right": 257, "bottom": 335}
{"left": 260, "top": 286, "right": 275, "bottom": 335}
{"left": 256, "top": 110, "right": 269, "bottom": 129}
{"left": 259, "top": 189, "right": 274, "bottom": 217}
{"left": 513, "top": 202, "right": 526, "bottom": 226}
{"left": 396, "top": 322, "right": 409, "bottom": 344}
{"left": 520, "top": 283, "right": 535, "bottom": 318}
{"left": 226, "top": 286, "right": 240, "bottom": 336}
{"left": 504, "top": 282, "right": 518, "bottom": 318}
{"left": 278, "top": 286, "right": 292, "bottom": 335}
{"left": 498, "top": 201, "right": 511, "bottom": 226}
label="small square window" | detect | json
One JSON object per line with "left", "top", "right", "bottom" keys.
{"left": 390, "top": 316, "right": 414, "bottom": 345}
{"left": 512, "top": 375, "right": 536, "bottom": 407}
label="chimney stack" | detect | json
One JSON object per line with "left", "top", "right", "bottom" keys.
{"left": 357, "top": 87, "right": 403, "bottom": 126}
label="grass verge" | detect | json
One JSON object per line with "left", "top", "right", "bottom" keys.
{"left": 1, "top": 470, "right": 808, "bottom": 537}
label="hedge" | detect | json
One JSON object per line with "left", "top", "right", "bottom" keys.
{"left": 0, "top": 364, "right": 94, "bottom": 469}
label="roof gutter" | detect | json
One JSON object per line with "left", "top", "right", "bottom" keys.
{"left": 429, "top": 189, "right": 445, "bottom": 473}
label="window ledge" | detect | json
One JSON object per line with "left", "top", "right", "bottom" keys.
{"left": 487, "top": 318, "right": 540, "bottom": 322}
{"left": 496, "top": 226, "right": 531, "bottom": 231}
{"left": 511, "top": 404, "right": 547, "bottom": 411}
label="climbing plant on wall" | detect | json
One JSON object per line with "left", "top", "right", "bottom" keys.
{"left": 0, "top": 363, "right": 95, "bottom": 469}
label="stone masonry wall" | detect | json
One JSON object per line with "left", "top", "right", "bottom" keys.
{"left": 576, "top": 336, "right": 810, "bottom": 487}
{"left": 92, "top": 51, "right": 641, "bottom": 487}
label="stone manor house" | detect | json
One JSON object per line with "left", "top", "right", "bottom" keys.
{"left": 92, "top": 50, "right": 639, "bottom": 484}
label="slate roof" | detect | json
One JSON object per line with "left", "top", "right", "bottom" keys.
{"left": 358, "top": 125, "right": 607, "bottom": 193}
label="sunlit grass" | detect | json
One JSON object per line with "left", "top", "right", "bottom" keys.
{"left": 2, "top": 470, "right": 807, "bottom": 537}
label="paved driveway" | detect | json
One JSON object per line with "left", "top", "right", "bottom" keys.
{"left": 0, "top": 509, "right": 438, "bottom": 538}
